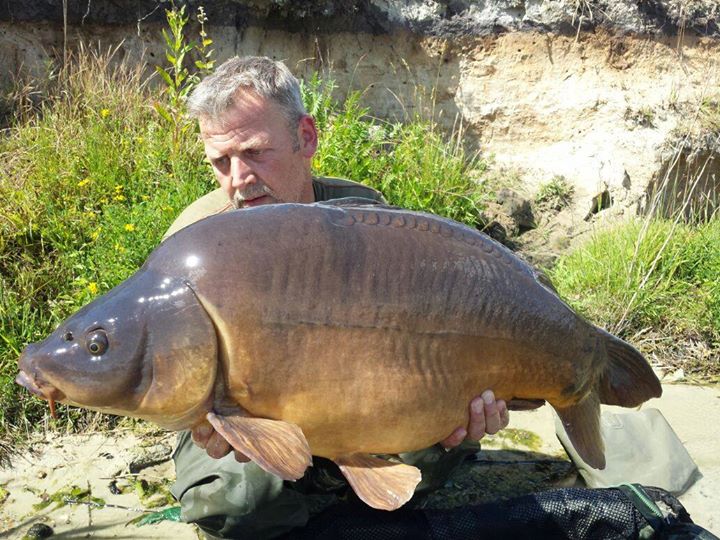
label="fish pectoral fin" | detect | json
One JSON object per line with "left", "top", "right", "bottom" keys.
{"left": 334, "top": 454, "right": 421, "bottom": 511}
{"left": 206, "top": 412, "right": 312, "bottom": 481}
{"left": 555, "top": 393, "right": 605, "bottom": 470}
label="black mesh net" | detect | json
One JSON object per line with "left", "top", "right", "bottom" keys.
{"left": 282, "top": 486, "right": 715, "bottom": 540}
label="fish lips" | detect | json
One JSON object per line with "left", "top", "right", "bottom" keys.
{"left": 15, "top": 370, "right": 65, "bottom": 402}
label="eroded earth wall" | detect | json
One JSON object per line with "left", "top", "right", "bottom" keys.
{"left": 2, "top": 1, "right": 719, "bottom": 238}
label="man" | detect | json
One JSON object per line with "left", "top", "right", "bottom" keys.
{"left": 166, "top": 56, "right": 510, "bottom": 539}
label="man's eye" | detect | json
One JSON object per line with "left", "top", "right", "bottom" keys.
{"left": 213, "top": 157, "right": 229, "bottom": 168}
{"left": 245, "top": 148, "right": 263, "bottom": 158}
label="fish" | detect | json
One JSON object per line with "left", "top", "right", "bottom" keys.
{"left": 16, "top": 199, "right": 662, "bottom": 511}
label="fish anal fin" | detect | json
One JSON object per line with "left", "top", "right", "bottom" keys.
{"left": 335, "top": 454, "right": 421, "bottom": 511}
{"left": 206, "top": 412, "right": 312, "bottom": 481}
{"left": 555, "top": 393, "right": 606, "bottom": 470}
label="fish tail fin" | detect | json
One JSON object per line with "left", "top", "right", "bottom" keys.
{"left": 555, "top": 392, "right": 605, "bottom": 469}
{"left": 555, "top": 330, "right": 662, "bottom": 470}
{"left": 597, "top": 329, "right": 662, "bottom": 407}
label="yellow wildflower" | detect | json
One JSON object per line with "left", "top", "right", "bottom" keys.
{"left": 114, "top": 242, "right": 126, "bottom": 253}
{"left": 114, "top": 184, "right": 124, "bottom": 192}
{"left": 124, "top": 223, "right": 135, "bottom": 232}
{"left": 77, "top": 178, "right": 91, "bottom": 187}
{"left": 100, "top": 108, "right": 111, "bottom": 118}
{"left": 91, "top": 228, "right": 101, "bottom": 240}
{"left": 87, "top": 282, "right": 99, "bottom": 295}
{"left": 114, "top": 194, "right": 126, "bottom": 201}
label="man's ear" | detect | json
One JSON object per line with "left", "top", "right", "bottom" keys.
{"left": 297, "top": 115, "right": 318, "bottom": 158}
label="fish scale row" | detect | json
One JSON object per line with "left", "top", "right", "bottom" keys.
{"left": 340, "top": 207, "right": 528, "bottom": 277}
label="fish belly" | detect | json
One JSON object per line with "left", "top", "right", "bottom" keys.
{"left": 223, "top": 324, "right": 574, "bottom": 458}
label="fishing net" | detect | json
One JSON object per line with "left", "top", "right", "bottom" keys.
{"left": 282, "top": 485, "right": 717, "bottom": 540}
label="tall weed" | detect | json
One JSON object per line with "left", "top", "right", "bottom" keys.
{"left": 0, "top": 46, "right": 211, "bottom": 434}
{"left": 305, "top": 75, "right": 489, "bottom": 227}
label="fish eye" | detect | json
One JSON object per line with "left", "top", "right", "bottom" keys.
{"left": 86, "top": 330, "right": 109, "bottom": 356}
{"left": 63, "top": 332, "right": 74, "bottom": 342}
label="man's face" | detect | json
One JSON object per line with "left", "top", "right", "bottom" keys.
{"left": 199, "top": 90, "right": 318, "bottom": 208}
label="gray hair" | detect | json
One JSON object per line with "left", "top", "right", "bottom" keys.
{"left": 186, "top": 56, "right": 307, "bottom": 129}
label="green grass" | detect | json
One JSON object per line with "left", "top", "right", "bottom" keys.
{"left": 535, "top": 175, "right": 574, "bottom": 211}
{"left": 547, "top": 89, "right": 720, "bottom": 379}
{"left": 305, "top": 75, "right": 489, "bottom": 226}
{"left": 549, "top": 217, "right": 720, "bottom": 377}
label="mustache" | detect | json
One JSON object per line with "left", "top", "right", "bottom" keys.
{"left": 232, "top": 183, "right": 276, "bottom": 208}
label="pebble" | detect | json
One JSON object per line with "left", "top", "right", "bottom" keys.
{"left": 25, "top": 523, "right": 54, "bottom": 539}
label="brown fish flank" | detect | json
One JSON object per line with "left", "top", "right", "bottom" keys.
{"left": 16, "top": 202, "right": 661, "bottom": 511}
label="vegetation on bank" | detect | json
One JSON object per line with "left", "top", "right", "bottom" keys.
{"left": 550, "top": 218, "right": 720, "bottom": 378}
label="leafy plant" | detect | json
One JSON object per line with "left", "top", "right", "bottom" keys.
{"left": 304, "top": 76, "right": 490, "bottom": 227}
{"left": 0, "top": 45, "right": 212, "bottom": 440}
{"left": 32, "top": 485, "right": 105, "bottom": 511}
{"left": 535, "top": 175, "right": 574, "bottom": 211}
{"left": 154, "top": 4, "right": 214, "bottom": 153}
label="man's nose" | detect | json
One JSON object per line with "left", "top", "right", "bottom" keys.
{"left": 230, "top": 156, "right": 255, "bottom": 188}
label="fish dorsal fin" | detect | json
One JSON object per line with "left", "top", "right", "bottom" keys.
{"left": 334, "top": 454, "right": 421, "bottom": 510}
{"left": 206, "top": 412, "right": 312, "bottom": 480}
{"left": 535, "top": 270, "right": 559, "bottom": 294}
{"left": 317, "top": 197, "right": 394, "bottom": 209}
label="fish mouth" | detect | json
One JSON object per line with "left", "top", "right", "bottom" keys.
{"left": 16, "top": 370, "right": 65, "bottom": 418}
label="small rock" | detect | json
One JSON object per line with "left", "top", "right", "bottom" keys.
{"left": 496, "top": 188, "right": 536, "bottom": 232}
{"left": 108, "top": 479, "right": 122, "bottom": 495}
{"left": 25, "top": 523, "right": 54, "bottom": 539}
{"left": 128, "top": 442, "right": 173, "bottom": 473}
{"left": 664, "top": 368, "right": 685, "bottom": 382}
{"left": 36, "top": 471, "right": 47, "bottom": 479}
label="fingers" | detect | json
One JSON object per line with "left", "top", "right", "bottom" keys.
{"left": 440, "top": 426, "right": 467, "bottom": 449}
{"left": 466, "top": 396, "right": 488, "bottom": 440}
{"left": 191, "top": 421, "right": 214, "bottom": 449}
{"left": 445, "top": 390, "right": 512, "bottom": 448}
{"left": 481, "top": 390, "right": 510, "bottom": 435}
{"left": 206, "top": 430, "right": 232, "bottom": 459}
{"left": 234, "top": 450, "right": 251, "bottom": 462}
{"left": 498, "top": 399, "right": 510, "bottom": 430}
{"left": 190, "top": 421, "right": 251, "bottom": 462}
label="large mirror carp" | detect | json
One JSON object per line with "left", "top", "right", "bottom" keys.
{"left": 16, "top": 200, "right": 662, "bottom": 510}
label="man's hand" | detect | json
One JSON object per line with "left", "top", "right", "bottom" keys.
{"left": 440, "top": 390, "right": 510, "bottom": 449}
{"left": 191, "top": 420, "right": 250, "bottom": 462}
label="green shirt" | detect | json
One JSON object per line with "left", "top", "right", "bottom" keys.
{"left": 162, "top": 176, "right": 385, "bottom": 241}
